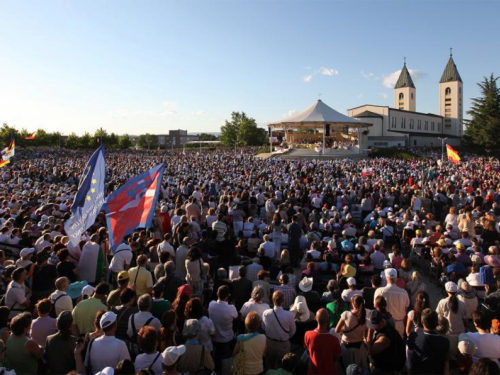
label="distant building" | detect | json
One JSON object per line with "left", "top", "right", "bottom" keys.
{"left": 347, "top": 54, "right": 463, "bottom": 147}
{"left": 158, "top": 129, "right": 199, "bottom": 147}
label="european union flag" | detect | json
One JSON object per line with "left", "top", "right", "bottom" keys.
{"left": 64, "top": 146, "right": 106, "bottom": 247}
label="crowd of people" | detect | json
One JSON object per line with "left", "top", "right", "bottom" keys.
{"left": 0, "top": 147, "right": 499, "bottom": 374}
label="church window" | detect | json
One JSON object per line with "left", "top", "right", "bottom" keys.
{"left": 445, "top": 87, "right": 451, "bottom": 95}
{"left": 399, "top": 93, "right": 404, "bottom": 100}
{"left": 411, "top": 93, "right": 414, "bottom": 100}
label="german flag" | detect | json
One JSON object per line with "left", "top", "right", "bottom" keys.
{"left": 446, "top": 144, "right": 461, "bottom": 164}
{"left": 25, "top": 131, "right": 36, "bottom": 140}
{"left": 0, "top": 160, "right": 10, "bottom": 168}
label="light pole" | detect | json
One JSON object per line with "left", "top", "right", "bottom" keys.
{"left": 438, "top": 137, "right": 447, "bottom": 163}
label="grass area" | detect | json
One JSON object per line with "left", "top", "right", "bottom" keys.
{"left": 370, "top": 147, "right": 421, "bottom": 160}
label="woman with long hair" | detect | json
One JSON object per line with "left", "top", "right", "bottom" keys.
{"left": 159, "top": 309, "right": 177, "bottom": 351}
{"left": 184, "top": 297, "right": 215, "bottom": 353}
{"left": 436, "top": 281, "right": 468, "bottom": 334}
{"left": 335, "top": 295, "right": 368, "bottom": 369}
{"left": 406, "top": 290, "right": 430, "bottom": 335}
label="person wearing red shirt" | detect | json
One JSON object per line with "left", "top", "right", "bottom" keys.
{"left": 304, "top": 308, "right": 341, "bottom": 374}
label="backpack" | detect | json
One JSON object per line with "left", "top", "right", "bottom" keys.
{"left": 128, "top": 314, "right": 155, "bottom": 359}
{"left": 49, "top": 294, "right": 66, "bottom": 318}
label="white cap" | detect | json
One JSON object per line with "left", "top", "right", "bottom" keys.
{"left": 82, "top": 285, "right": 95, "bottom": 297}
{"left": 95, "top": 367, "right": 114, "bottom": 375}
{"left": 99, "top": 312, "right": 117, "bottom": 330}
{"left": 162, "top": 345, "right": 187, "bottom": 366}
{"left": 384, "top": 268, "right": 397, "bottom": 279}
{"left": 383, "top": 260, "right": 392, "bottom": 268}
{"left": 445, "top": 281, "right": 458, "bottom": 293}
{"left": 347, "top": 277, "right": 356, "bottom": 286}
{"left": 20, "top": 248, "right": 35, "bottom": 258}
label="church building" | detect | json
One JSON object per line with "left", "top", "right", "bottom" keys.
{"left": 347, "top": 54, "right": 463, "bottom": 148}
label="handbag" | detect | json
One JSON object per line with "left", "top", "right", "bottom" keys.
{"left": 231, "top": 340, "right": 245, "bottom": 375}
{"left": 194, "top": 346, "right": 214, "bottom": 375}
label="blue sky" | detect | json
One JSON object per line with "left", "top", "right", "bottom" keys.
{"left": 1, "top": 0, "right": 499, "bottom": 136}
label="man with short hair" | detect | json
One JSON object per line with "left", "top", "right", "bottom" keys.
{"left": 467, "top": 310, "right": 500, "bottom": 365}
{"left": 157, "top": 261, "right": 184, "bottom": 302}
{"left": 84, "top": 312, "right": 130, "bottom": 373}
{"left": 157, "top": 233, "right": 175, "bottom": 261}
{"left": 246, "top": 258, "right": 263, "bottom": 283}
{"left": 262, "top": 291, "right": 297, "bottom": 369}
{"left": 72, "top": 282, "right": 109, "bottom": 335}
{"left": 49, "top": 277, "right": 73, "bottom": 316}
{"left": 230, "top": 265, "right": 253, "bottom": 311}
{"left": 408, "top": 308, "right": 450, "bottom": 374}
{"left": 273, "top": 273, "right": 296, "bottom": 310}
{"left": 208, "top": 285, "right": 238, "bottom": 372}
{"left": 127, "top": 294, "right": 162, "bottom": 338}
{"left": 304, "top": 308, "right": 341, "bottom": 374}
{"left": 5, "top": 267, "right": 30, "bottom": 319}
{"left": 374, "top": 268, "right": 409, "bottom": 337}
{"left": 175, "top": 237, "right": 191, "bottom": 281}
{"left": 128, "top": 254, "right": 153, "bottom": 296}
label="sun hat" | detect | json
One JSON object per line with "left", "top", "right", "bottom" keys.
{"left": 445, "top": 281, "right": 458, "bottom": 293}
{"left": 290, "top": 296, "right": 312, "bottom": 322}
{"left": 437, "top": 239, "right": 447, "bottom": 246}
{"left": 162, "top": 345, "right": 187, "bottom": 366}
{"left": 458, "top": 333, "right": 476, "bottom": 356}
{"left": 299, "top": 277, "right": 313, "bottom": 292}
{"left": 455, "top": 243, "right": 465, "bottom": 250}
{"left": 347, "top": 277, "right": 356, "bottom": 286}
{"left": 66, "top": 281, "right": 88, "bottom": 299}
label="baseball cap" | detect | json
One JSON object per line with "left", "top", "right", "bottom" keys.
{"left": 162, "top": 345, "right": 187, "bottom": 366}
{"left": 458, "top": 333, "right": 476, "bottom": 356}
{"left": 445, "top": 281, "right": 458, "bottom": 293}
{"left": 117, "top": 271, "right": 130, "bottom": 282}
{"left": 20, "top": 248, "right": 35, "bottom": 258}
{"left": 347, "top": 277, "right": 356, "bottom": 286}
{"left": 384, "top": 268, "right": 397, "bottom": 279}
{"left": 116, "top": 243, "right": 131, "bottom": 252}
{"left": 82, "top": 285, "right": 95, "bottom": 297}
{"left": 366, "top": 309, "right": 383, "bottom": 330}
{"left": 99, "top": 311, "right": 117, "bottom": 330}
{"left": 383, "top": 260, "right": 392, "bottom": 268}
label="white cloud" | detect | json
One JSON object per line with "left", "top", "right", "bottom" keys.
{"left": 303, "top": 75, "right": 313, "bottom": 83}
{"left": 379, "top": 93, "right": 388, "bottom": 99}
{"left": 358, "top": 93, "right": 363, "bottom": 99}
{"left": 318, "top": 67, "right": 339, "bottom": 76}
{"left": 193, "top": 110, "right": 207, "bottom": 116}
{"left": 382, "top": 69, "right": 427, "bottom": 88}
{"left": 283, "top": 110, "right": 298, "bottom": 118}
{"left": 163, "top": 101, "right": 177, "bottom": 109}
{"left": 361, "top": 71, "right": 379, "bottom": 80}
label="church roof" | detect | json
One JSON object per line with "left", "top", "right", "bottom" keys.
{"left": 394, "top": 64, "right": 416, "bottom": 89}
{"left": 440, "top": 56, "right": 462, "bottom": 83}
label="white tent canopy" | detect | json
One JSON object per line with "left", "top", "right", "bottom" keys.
{"left": 270, "top": 99, "right": 369, "bottom": 127}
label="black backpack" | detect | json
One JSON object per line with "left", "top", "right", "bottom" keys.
{"left": 49, "top": 294, "right": 66, "bottom": 318}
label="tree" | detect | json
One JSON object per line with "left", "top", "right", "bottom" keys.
{"left": 137, "top": 133, "right": 158, "bottom": 150}
{"left": 118, "top": 134, "right": 133, "bottom": 149}
{"left": 198, "top": 133, "right": 218, "bottom": 141}
{"left": 464, "top": 74, "right": 500, "bottom": 149}
{"left": 220, "top": 112, "right": 264, "bottom": 147}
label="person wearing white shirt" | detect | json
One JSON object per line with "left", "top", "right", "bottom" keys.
{"left": 467, "top": 310, "right": 500, "bottom": 365}
{"left": 49, "top": 277, "right": 73, "bottom": 316}
{"left": 261, "top": 291, "right": 297, "bottom": 370}
{"left": 370, "top": 246, "right": 386, "bottom": 270}
{"left": 258, "top": 235, "right": 275, "bottom": 259}
{"left": 127, "top": 295, "right": 162, "bottom": 338}
{"left": 208, "top": 285, "right": 238, "bottom": 371}
{"left": 109, "top": 243, "right": 133, "bottom": 276}
{"left": 35, "top": 233, "right": 52, "bottom": 253}
{"left": 5, "top": 268, "right": 30, "bottom": 319}
{"left": 134, "top": 326, "right": 163, "bottom": 374}
{"left": 157, "top": 234, "right": 175, "bottom": 261}
{"left": 84, "top": 312, "right": 130, "bottom": 374}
